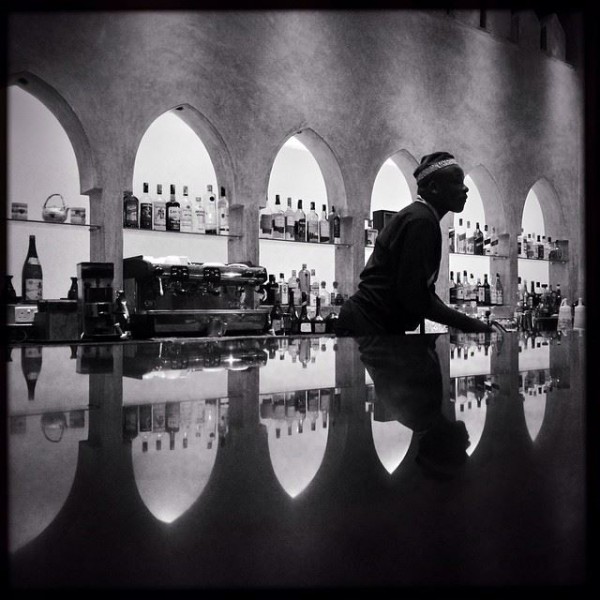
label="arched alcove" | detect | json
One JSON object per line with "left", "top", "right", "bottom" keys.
{"left": 127, "top": 107, "right": 230, "bottom": 263}
{"left": 7, "top": 76, "right": 97, "bottom": 299}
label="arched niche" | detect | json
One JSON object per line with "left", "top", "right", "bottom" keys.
{"left": 523, "top": 178, "right": 567, "bottom": 240}
{"left": 370, "top": 149, "right": 418, "bottom": 215}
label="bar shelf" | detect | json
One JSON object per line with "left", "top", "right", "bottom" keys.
{"left": 123, "top": 227, "right": 241, "bottom": 239}
{"left": 6, "top": 218, "right": 101, "bottom": 231}
{"left": 259, "top": 237, "right": 350, "bottom": 248}
{"left": 450, "top": 251, "right": 509, "bottom": 259}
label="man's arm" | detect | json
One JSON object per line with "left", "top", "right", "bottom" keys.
{"left": 424, "top": 293, "right": 492, "bottom": 333}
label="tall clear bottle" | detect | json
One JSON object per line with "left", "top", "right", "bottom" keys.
{"left": 205, "top": 185, "right": 218, "bottom": 235}
{"left": 309, "top": 269, "right": 319, "bottom": 307}
{"left": 166, "top": 184, "right": 181, "bottom": 232}
{"left": 153, "top": 184, "right": 166, "bottom": 231}
{"left": 180, "top": 185, "right": 193, "bottom": 232}
{"left": 319, "top": 204, "right": 330, "bottom": 243}
{"left": 192, "top": 196, "right": 206, "bottom": 234}
{"left": 294, "top": 200, "right": 306, "bottom": 242}
{"left": 22, "top": 235, "right": 43, "bottom": 303}
{"left": 271, "top": 194, "right": 285, "bottom": 239}
{"left": 306, "top": 202, "right": 319, "bottom": 243}
{"left": 298, "top": 263, "right": 311, "bottom": 296}
{"left": 218, "top": 186, "right": 229, "bottom": 235}
{"left": 284, "top": 197, "right": 295, "bottom": 241}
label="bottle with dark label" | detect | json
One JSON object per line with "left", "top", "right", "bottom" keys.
{"left": 484, "top": 225, "right": 492, "bottom": 255}
{"left": 272, "top": 195, "right": 285, "bottom": 239}
{"left": 122, "top": 406, "right": 139, "bottom": 442}
{"left": 153, "top": 184, "right": 166, "bottom": 231}
{"left": 284, "top": 197, "right": 295, "bottom": 240}
{"left": 294, "top": 200, "right": 306, "bottom": 242}
{"left": 483, "top": 274, "right": 491, "bottom": 305}
{"left": 218, "top": 186, "right": 229, "bottom": 235}
{"left": 266, "top": 274, "right": 278, "bottom": 305}
{"left": 270, "top": 301, "right": 284, "bottom": 335}
{"left": 21, "top": 235, "right": 43, "bottom": 303}
{"left": 307, "top": 202, "right": 319, "bottom": 242}
{"left": 123, "top": 190, "right": 139, "bottom": 228}
{"left": 165, "top": 402, "right": 181, "bottom": 450}
{"left": 311, "top": 297, "right": 326, "bottom": 334}
{"left": 166, "top": 184, "right": 181, "bottom": 231}
{"left": 474, "top": 222, "right": 484, "bottom": 255}
{"left": 319, "top": 204, "right": 330, "bottom": 243}
{"left": 329, "top": 205, "right": 341, "bottom": 244}
{"left": 21, "top": 345, "right": 42, "bottom": 401}
{"left": 537, "top": 235, "right": 544, "bottom": 260}
{"left": 140, "top": 182, "right": 153, "bottom": 229}
{"left": 299, "top": 292, "right": 312, "bottom": 334}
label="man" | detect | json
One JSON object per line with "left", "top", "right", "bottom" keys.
{"left": 336, "top": 151, "right": 494, "bottom": 335}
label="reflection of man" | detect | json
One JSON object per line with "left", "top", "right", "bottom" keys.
{"left": 359, "top": 334, "right": 470, "bottom": 479}
{"left": 337, "top": 152, "right": 495, "bottom": 336}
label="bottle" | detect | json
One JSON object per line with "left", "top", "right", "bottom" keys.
{"left": 122, "top": 406, "right": 139, "bottom": 442}
{"left": 270, "top": 300, "right": 284, "bottom": 334}
{"left": 319, "top": 281, "right": 330, "bottom": 307}
{"left": 259, "top": 200, "right": 272, "bottom": 239}
{"left": 288, "top": 270, "right": 299, "bottom": 304}
{"left": 266, "top": 274, "right": 278, "bottom": 305}
{"left": 330, "top": 281, "right": 339, "bottom": 306}
{"left": 555, "top": 283, "right": 562, "bottom": 311}
{"left": 271, "top": 194, "right": 285, "bottom": 239}
{"left": 455, "top": 272, "right": 463, "bottom": 305}
{"left": 517, "top": 228, "right": 523, "bottom": 257}
{"left": 319, "top": 204, "right": 330, "bottom": 243}
{"left": 466, "top": 221, "right": 474, "bottom": 254}
{"left": 298, "top": 264, "right": 311, "bottom": 295}
{"left": 456, "top": 218, "right": 465, "bottom": 253}
{"left": 21, "top": 235, "right": 43, "bottom": 303}
{"left": 67, "top": 277, "right": 78, "bottom": 301}
{"left": 306, "top": 201, "right": 319, "bottom": 242}
{"left": 192, "top": 196, "right": 206, "bottom": 234}
{"left": 218, "top": 186, "right": 229, "bottom": 234}
{"left": 165, "top": 401, "right": 181, "bottom": 450}
{"left": 448, "top": 223, "right": 455, "bottom": 253}
{"left": 284, "top": 197, "right": 295, "bottom": 241}
{"left": 277, "top": 273, "right": 289, "bottom": 305}
{"left": 490, "top": 226, "right": 499, "bottom": 256}
{"left": 299, "top": 292, "right": 312, "bottom": 334}
{"left": 5, "top": 275, "right": 17, "bottom": 304}
{"left": 477, "top": 276, "right": 485, "bottom": 305}
{"left": 474, "top": 222, "right": 484, "bottom": 255}
{"left": 557, "top": 297, "right": 572, "bottom": 330}
{"left": 21, "top": 346, "right": 42, "bottom": 401}
{"left": 309, "top": 269, "right": 319, "bottom": 307}
{"left": 483, "top": 274, "right": 491, "bottom": 306}
{"left": 494, "top": 273, "right": 503, "bottom": 305}
{"left": 365, "top": 219, "right": 378, "bottom": 247}
{"left": 545, "top": 236, "right": 554, "bottom": 260}
{"left": 537, "top": 235, "right": 544, "bottom": 260}
{"left": 324, "top": 309, "right": 338, "bottom": 333}
{"left": 311, "top": 297, "right": 326, "bottom": 334}
{"left": 153, "top": 184, "right": 166, "bottom": 231}
{"left": 288, "top": 289, "right": 300, "bottom": 334}
{"left": 527, "top": 234, "right": 535, "bottom": 259}
{"left": 166, "top": 184, "right": 181, "bottom": 232}
{"left": 139, "top": 404, "right": 153, "bottom": 437}
{"left": 139, "top": 182, "right": 153, "bottom": 229}
{"left": 573, "top": 298, "right": 585, "bottom": 329}
{"left": 180, "top": 185, "right": 193, "bottom": 233}
{"left": 449, "top": 271, "right": 457, "bottom": 304}
{"left": 469, "top": 273, "right": 477, "bottom": 307}
{"left": 329, "top": 205, "right": 341, "bottom": 244}
{"left": 483, "top": 224, "right": 491, "bottom": 256}
{"left": 204, "top": 185, "right": 218, "bottom": 234}
{"left": 294, "top": 199, "right": 306, "bottom": 242}
{"left": 123, "top": 190, "right": 139, "bottom": 228}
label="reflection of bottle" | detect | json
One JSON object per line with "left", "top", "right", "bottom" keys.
{"left": 307, "top": 389, "right": 320, "bottom": 431}
{"left": 6, "top": 275, "right": 17, "bottom": 303}
{"left": 139, "top": 404, "right": 153, "bottom": 433}
{"left": 22, "top": 235, "right": 43, "bottom": 303}
{"left": 153, "top": 403, "right": 166, "bottom": 451}
{"left": 166, "top": 402, "right": 181, "bottom": 450}
{"left": 123, "top": 406, "right": 139, "bottom": 441}
{"left": 21, "top": 346, "right": 42, "bottom": 401}
{"left": 295, "top": 391, "right": 306, "bottom": 433}
{"left": 320, "top": 387, "right": 331, "bottom": 428}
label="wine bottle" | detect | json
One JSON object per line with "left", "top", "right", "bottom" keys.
{"left": 319, "top": 204, "right": 330, "bottom": 243}
{"left": 311, "top": 297, "right": 326, "bottom": 334}
{"left": 21, "top": 345, "right": 42, "bottom": 401}
{"left": 21, "top": 235, "right": 43, "bottom": 303}
{"left": 284, "top": 197, "right": 295, "bottom": 241}
{"left": 139, "top": 182, "right": 153, "bottom": 229}
{"left": 294, "top": 200, "right": 306, "bottom": 242}
{"left": 324, "top": 309, "right": 338, "bottom": 333}
{"left": 166, "top": 184, "right": 181, "bottom": 231}
{"left": 123, "top": 190, "right": 139, "bottom": 228}
{"left": 153, "top": 184, "right": 166, "bottom": 231}
{"left": 329, "top": 205, "right": 341, "bottom": 244}
{"left": 271, "top": 195, "right": 285, "bottom": 239}
{"left": 218, "top": 186, "right": 229, "bottom": 235}
{"left": 299, "top": 292, "right": 312, "bottom": 334}
{"left": 306, "top": 201, "right": 319, "bottom": 242}
{"left": 180, "top": 185, "right": 193, "bottom": 232}
{"left": 205, "top": 185, "right": 218, "bottom": 234}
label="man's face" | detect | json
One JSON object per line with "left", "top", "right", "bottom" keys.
{"left": 430, "top": 165, "right": 469, "bottom": 213}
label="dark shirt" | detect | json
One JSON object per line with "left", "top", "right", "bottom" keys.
{"left": 349, "top": 201, "right": 441, "bottom": 334}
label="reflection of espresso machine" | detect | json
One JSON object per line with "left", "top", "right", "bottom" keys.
{"left": 123, "top": 256, "right": 270, "bottom": 338}
{"left": 77, "top": 262, "right": 117, "bottom": 339}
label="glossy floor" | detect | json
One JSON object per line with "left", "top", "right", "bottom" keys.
{"left": 6, "top": 331, "right": 586, "bottom": 588}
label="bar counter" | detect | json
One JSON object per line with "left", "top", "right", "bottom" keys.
{"left": 6, "top": 330, "right": 586, "bottom": 589}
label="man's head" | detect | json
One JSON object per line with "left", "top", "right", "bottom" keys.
{"left": 414, "top": 152, "right": 469, "bottom": 215}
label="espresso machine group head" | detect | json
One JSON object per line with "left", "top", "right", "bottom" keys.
{"left": 77, "top": 262, "right": 118, "bottom": 340}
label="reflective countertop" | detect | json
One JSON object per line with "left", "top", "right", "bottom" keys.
{"left": 5, "top": 330, "right": 586, "bottom": 589}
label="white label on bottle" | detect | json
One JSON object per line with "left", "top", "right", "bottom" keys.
{"left": 24, "top": 279, "right": 43, "bottom": 301}
{"left": 154, "top": 203, "right": 166, "bottom": 229}
{"left": 272, "top": 319, "right": 282, "bottom": 332}
{"left": 300, "top": 322, "right": 312, "bottom": 333}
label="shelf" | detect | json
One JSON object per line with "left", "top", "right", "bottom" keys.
{"left": 260, "top": 237, "right": 350, "bottom": 248}
{"left": 6, "top": 218, "right": 101, "bottom": 230}
{"left": 517, "top": 256, "right": 568, "bottom": 263}
{"left": 123, "top": 227, "right": 241, "bottom": 239}
{"left": 449, "top": 252, "right": 509, "bottom": 259}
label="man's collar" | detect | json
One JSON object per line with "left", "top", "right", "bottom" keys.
{"left": 415, "top": 195, "right": 440, "bottom": 221}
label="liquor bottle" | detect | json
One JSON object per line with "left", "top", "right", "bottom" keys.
{"left": 67, "top": 277, "right": 78, "bottom": 300}
{"left": 166, "top": 184, "right": 181, "bottom": 231}
{"left": 180, "top": 185, "right": 193, "bottom": 233}
{"left": 299, "top": 292, "right": 312, "bottom": 334}
{"left": 319, "top": 281, "right": 330, "bottom": 307}
{"left": 21, "top": 345, "right": 42, "bottom": 401}
{"left": 270, "top": 301, "right": 284, "bottom": 335}
{"left": 298, "top": 263, "right": 311, "bottom": 296}
{"left": 517, "top": 227, "right": 523, "bottom": 257}
{"left": 469, "top": 273, "right": 477, "bottom": 307}
{"left": 545, "top": 236, "right": 554, "bottom": 260}
{"left": 139, "top": 182, "right": 153, "bottom": 229}
{"left": 153, "top": 402, "right": 166, "bottom": 452}
{"left": 484, "top": 224, "right": 491, "bottom": 255}
{"left": 284, "top": 197, "right": 295, "bottom": 241}
{"left": 456, "top": 218, "right": 465, "bottom": 253}
{"left": 309, "top": 269, "right": 319, "bottom": 307}
{"left": 466, "top": 221, "right": 474, "bottom": 254}
{"left": 319, "top": 204, "right": 330, "bottom": 243}
{"left": 448, "top": 223, "right": 455, "bottom": 253}
{"left": 288, "top": 289, "right": 300, "bottom": 334}
{"left": 365, "top": 219, "right": 378, "bottom": 247}
{"left": 449, "top": 271, "right": 457, "bottom": 304}
{"left": 477, "top": 276, "right": 485, "bottom": 305}
{"left": 324, "top": 309, "right": 338, "bottom": 333}
{"left": 329, "top": 205, "right": 341, "bottom": 244}
{"left": 271, "top": 194, "right": 285, "bottom": 239}
{"left": 330, "top": 281, "right": 339, "bottom": 306}
{"left": 259, "top": 200, "right": 272, "bottom": 238}
{"left": 494, "top": 273, "right": 503, "bottom": 305}
{"left": 311, "top": 296, "right": 327, "bottom": 334}
{"left": 266, "top": 274, "right": 278, "bottom": 305}
{"left": 277, "top": 273, "right": 289, "bottom": 305}
{"left": 192, "top": 196, "right": 206, "bottom": 234}
{"left": 218, "top": 186, "right": 229, "bottom": 235}
{"left": 294, "top": 199, "right": 307, "bottom": 242}
{"left": 455, "top": 271, "right": 463, "bottom": 305}
{"left": 306, "top": 201, "right": 320, "bottom": 242}
{"left": 527, "top": 234, "right": 535, "bottom": 259}
{"left": 474, "top": 222, "right": 484, "bottom": 255}
{"left": 490, "top": 226, "right": 499, "bottom": 256}
{"left": 204, "top": 185, "right": 218, "bottom": 234}
{"left": 153, "top": 184, "right": 166, "bottom": 231}
{"left": 537, "top": 235, "right": 544, "bottom": 260}
{"left": 483, "top": 274, "right": 491, "bottom": 306}
{"left": 5, "top": 275, "right": 17, "bottom": 303}
{"left": 165, "top": 401, "right": 181, "bottom": 450}
{"left": 21, "top": 235, "right": 43, "bottom": 303}
{"left": 288, "top": 270, "right": 299, "bottom": 304}
{"left": 122, "top": 406, "right": 139, "bottom": 442}
{"left": 555, "top": 283, "right": 562, "bottom": 311}
{"left": 307, "top": 389, "right": 320, "bottom": 430}
{"left": 123, "top": 190, "right": 139, "bottom": 228}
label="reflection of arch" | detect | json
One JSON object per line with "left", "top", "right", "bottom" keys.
{"left": 129, "top": 103, "right": 235, "bottom": 200}
{"left": 523, "top": 394, "right": 547, "bottom": 442}
{"left": 264, "top": 127, "right": 348, "bottom": 212}
{"left": 371, "top": 418, "right": 413, "bottom": 475}
{"left": 464, "top": 164, "right": 507, "bottom": 234}
{"left": 523, "top": 178, "right": 568, "bottom": 239}
{"left": 8, "top": 71, "right": 97, "bottom": 194}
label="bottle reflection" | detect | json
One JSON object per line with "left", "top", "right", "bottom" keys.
{"left": 21, "top": 346, "right": 43, "bottom": 401}
{"left": 358, "top": 335, "right": 470, "bottom": 480}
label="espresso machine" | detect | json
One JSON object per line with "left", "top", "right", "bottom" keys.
{"left": 77, "top": 262, "right": 118, "bottom": 340}
{"left": 123, "top": 255, "right": 270, "bottom": 338}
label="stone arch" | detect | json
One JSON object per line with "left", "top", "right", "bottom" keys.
{"left": 8, "top": 71, "right": 98, "bottom": 195}
{"left": 524, "top": 178, "right": 568, "bottom": 240}
{"left": 127, "top": 103, "right": 236, "bottom": 202}
{"left": 263, "top": 126, "right": 348, "bottom": 213}
{"left": 464, "top": 164, "right": 508, "bottom": 235}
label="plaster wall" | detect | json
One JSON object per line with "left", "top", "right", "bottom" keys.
{"left": 7, "top": 10, "right": 584, "bottom": 301}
